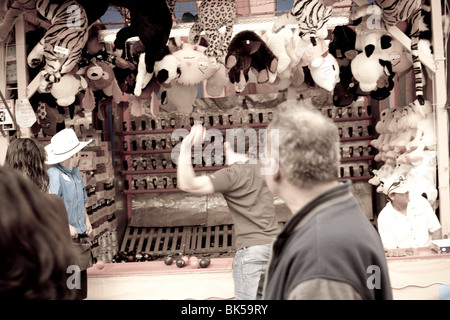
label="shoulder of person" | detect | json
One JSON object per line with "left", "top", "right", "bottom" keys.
{"left": 378, "top": 202, "right": 393, "bottom": 218}
{"left": 410, "top": 195, "right": 433, "bottom": 208}
{"left": 48, "top": 166, "right": 59, "bottom": 173}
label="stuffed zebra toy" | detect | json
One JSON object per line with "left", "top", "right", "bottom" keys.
{"left": 351, "top": 0, "right": 426, "bottom": 105}
{"left": 272, "top": 0, "right": 335, "bottom": 46}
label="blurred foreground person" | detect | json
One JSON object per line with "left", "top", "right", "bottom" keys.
{"left": 0, "top": 167, "right": 76, "bottom": 299}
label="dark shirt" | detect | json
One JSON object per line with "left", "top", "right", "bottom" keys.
{"left": 264, "top": 180, "right": 393, "bottom": 300}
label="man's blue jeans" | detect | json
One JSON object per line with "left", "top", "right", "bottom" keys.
{"left": 232, "top": 244, "right": 272, "bottom": 300}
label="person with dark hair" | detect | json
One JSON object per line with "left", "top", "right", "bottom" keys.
{"left": 262, "top": 100, "right": 392, "bottom": 300}
{"left": 0, "top": 167, "right": 77, "bottom": 299}
{"left": 177, "top": 123, "right": 279, "bottom": 300}
{"left": 5, "top": 138, "right": 70, "bottom": 233}
{"left": 5, "top": 138, "right": 50, "bottom": 192}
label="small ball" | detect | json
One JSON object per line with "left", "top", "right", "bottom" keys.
{"left": 164, "top": 256, "right": 174, "bottom": 265}
{"left": 176, "top": 258, "right": 185, "bottom": 268}
{"left": 190, "top": 256, "right": 199, "bottom": 268}
{"left": 95, "top": 260, "right": 105, "bottom": 270}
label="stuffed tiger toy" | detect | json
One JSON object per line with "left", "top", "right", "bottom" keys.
{"left": 272, "top": 0, "right": 336, "bottom": 46}
{"left": 0, "top": 0, "right": 90, "bottom": 92}
{"left": 351, "top": 0, "right": 426, "bottom": 105}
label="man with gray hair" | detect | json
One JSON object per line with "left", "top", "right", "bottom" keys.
{"left": 262, "top": 100, "right": 392, "bottom": 300}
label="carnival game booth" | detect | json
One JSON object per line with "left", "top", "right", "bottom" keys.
{"left": 0, "top": 0, "right": 449, "bottom": 300}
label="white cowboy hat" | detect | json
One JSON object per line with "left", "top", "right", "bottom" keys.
{"left": 45, "top": 128, "right": 92, "bottom": 165}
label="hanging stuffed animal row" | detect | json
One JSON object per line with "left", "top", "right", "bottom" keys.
{"left": 369, "top": 99, "right": 437, "bottom": 205}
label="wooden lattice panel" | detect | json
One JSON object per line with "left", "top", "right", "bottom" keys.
{"left": 120, "top": 225, "right": 236, "bottom": 256}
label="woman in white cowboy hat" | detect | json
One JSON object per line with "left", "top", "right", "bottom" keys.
{"left": 45, "top": 128, "right": 93, "bottom": 300}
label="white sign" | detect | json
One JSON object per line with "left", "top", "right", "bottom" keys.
{"left": 15, "top": 99, "right": 36, "bottom": 128}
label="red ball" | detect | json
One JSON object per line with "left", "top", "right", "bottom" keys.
{"left": 95, "top": 260, "right": 105, "bottom": 270}
{"left": 190, "top": 256, "right": 199, "bottom": 268}
{"left": 181, "top": 255, "right": 190, "bottom": 265}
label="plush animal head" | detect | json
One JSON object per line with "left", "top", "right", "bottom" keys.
{"left": 351, "top": 30, "right": 399, "bottom": 94}
{"left": 226, "top": 30, "right": 278, "bottom": 92}
{"left": 375, "top": 108, "right": 392, "bottom": 134}
{"left": 309, "top": 53, "right": 340, "bottom": 92}
{"left": 85, "top": 60, "right": 115, "bottom": 90}
{"left": 171, "top": 43, "right": 217, "bottom": 86}
{"left": 83, "top": 60, "right": 122, "bottom": 111}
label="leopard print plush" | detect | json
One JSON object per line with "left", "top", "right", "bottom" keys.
{"left": 189, "top": 0, "right": 236, "bottom": 64}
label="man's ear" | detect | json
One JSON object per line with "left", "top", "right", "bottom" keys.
{"left": 260, "top": 156, "right": 280, "bottom": 177}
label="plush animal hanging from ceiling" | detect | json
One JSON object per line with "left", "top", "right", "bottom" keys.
{"left": 133, "top": 47, "right": 179, "bottom": 96}
{"left": 35, "top": 100, "right": 65, "bottom": 136}
{"left": 351, "top": 0, "right": 426, "bottom": 105}
{"left": 188, "top": 0, "right": 236, "bottom": 68}
{"left": 225, "top": 30, "right": 278, "bottom": 93}
{"left": 172, "top": 42, "right": 218, "bottom": 87}
{"left": 327, "top": 25, "right": 362, "bottom": 106}
{"left": 308, "top": 52, "right": 340, "bottom": 92}
{"left": 78, "top": 22, "right": 134, "bottom": 70}
{"left": 350, "top": 34, "right": 395, "bottom": 95}
{"left": 272, "top": 0, "right": 337, "bottom": 47}
{"left": 206, "top": 61, "right": 229, "bottom": 96}
{"left": 295, "top": 34, "right": 339, "bottom": 92}
{"left": 329, "top": 25, "right": 358, "bottom": 68}
{"left": 129, "top": 76, "right": 161, "bottom": 117}
{"left": 109, "top": 0, "right": 173, "bottom": 78}
{"left": 158, "top": 41, "right": 221, "bottom": 113}
{"left": 0, "top": 0, "right": 37, "bottom": 41}
{"left": 261, "top": 27, "right": 300, "bottom": 80}
{"left": 50, "top": 69, "right": 88, "bottom": 107}
{"left": 82, "top": 59, "right": 123, "bottom": 113}
{"left": 0, "top": 0, "right": 108, "bottom": 93}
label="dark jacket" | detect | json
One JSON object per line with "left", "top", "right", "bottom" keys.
{"left": 263, "top": 180, "right": 393, "bottom": 300}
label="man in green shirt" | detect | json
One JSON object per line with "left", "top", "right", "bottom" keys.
{"left": 177, "top": 124, "right": 279, "bottom": 300}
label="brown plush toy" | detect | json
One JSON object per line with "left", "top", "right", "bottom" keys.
{"left": 83, "top": 60, "right": 122, "bottom": 112}
{"left": 225, "top": 30, "right": 278, "bottom": 93}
